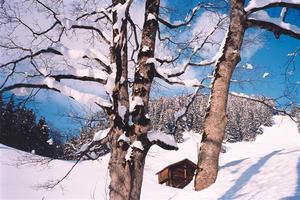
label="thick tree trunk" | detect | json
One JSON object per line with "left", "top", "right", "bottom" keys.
{"left": 109, "top": 127, "right": 149, "bottom": 200}
{"left": 194, "top": 0, "right": 247, "bottom": 191}
{"left": 108, "top": 0, "right": 159, "bottom": 199}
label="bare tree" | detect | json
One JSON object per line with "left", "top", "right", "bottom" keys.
{"left": 194, "top": 0, "right": 300, "bottom": 191}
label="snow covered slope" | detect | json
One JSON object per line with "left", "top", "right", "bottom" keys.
{"left": 1, "top": 115, "right": 299, "bottom": 200}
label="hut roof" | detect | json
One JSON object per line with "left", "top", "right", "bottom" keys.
{"left": 155, "top": 158, "right": 197, "bottom": 174}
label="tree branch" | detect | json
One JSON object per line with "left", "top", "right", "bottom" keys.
{"left": 246, "top": 18, "right": 300, "bottom": 40}
{"left": 158, "top": 3, "right": 210, "bottom": 29}
{"left": 245, "top": 1, "right": 300, "bottom": 14}
{"left": 0, "top": 79, "right": 112, "bottom": 109}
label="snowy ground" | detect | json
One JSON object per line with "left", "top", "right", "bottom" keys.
{"left": 1, "top": 115, "right": 299, "bottom": 200}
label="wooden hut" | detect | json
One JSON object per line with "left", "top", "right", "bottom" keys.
{"left": 156, "top": 159, "right": 197, "bottom": 189}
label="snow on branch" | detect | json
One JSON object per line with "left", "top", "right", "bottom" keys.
{"left": 147, "top": 131, "right": 178, "bottom": 150}
{"left": 52, "top": 44, "right": 110, "bottom": 67}
{"left": 146, "top": 58, "right": 205, "bottom": 88}
{"left": 245, "top": 0, "right": 300, "bottom": 14}
{"left": 50, "top": 69, "right": 108, "bottom": 85}
{"left": 93, "top": 128, "right": 111, "bottom": 142}
{"left": 1, "top": 45, "right": 110, "bottom": 71}
{"left": 158, "top": 2, "right": 213, "bottom": 29}
{"left": 43, "top": 77, "right": 112, "bottom": 107}
{"left": 246, "top": 10, "right": 300, "bottom": 39}
{"left": 112, "top": 0, "right": 133, "bottom": 31}
{"left": 156, "top": 71, "right": 204, "bottom": 88}
{"left": 125, "top": 140, "right": 144, "bottom": 161}
{"left": 153, "top": 16, "right": 226, "bottom": 79}
{"left": 0, "top": 77, "right": 112, "bottom": 108}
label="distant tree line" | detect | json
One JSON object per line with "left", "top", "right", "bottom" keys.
{"left": 149, "top": 94, "right": 274, "bottom": 143}
{"left": 0, "top": 94, "right": 63, "bottom": 158}
{"left": 0, "top": 93, "right": 278, "bottom": 160}
{"left": 63, "top": 94, "right": 275, "bottom": 160}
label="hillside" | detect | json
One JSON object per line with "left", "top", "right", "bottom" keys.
{"left": 1, "top": 115, "right": 299, "bottom": 199}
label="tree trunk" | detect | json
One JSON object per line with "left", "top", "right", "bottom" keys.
{"left": 109, "top": 127, "right": 150, "bottom": 200}
{"left": 108, "top": 0, "right": 159, "bottom": 199}
{"left": 194, "top": 0, "right": 247, "bottom": 191}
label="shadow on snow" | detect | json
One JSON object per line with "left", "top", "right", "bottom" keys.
{"left": 219, "top": 150, "right": 282, "bottom": 200}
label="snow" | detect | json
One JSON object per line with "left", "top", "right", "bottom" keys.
{"left": 147, "top": 13, "right": 156, "bottom": 21}
{"left": 1, "top": 116, "right": 300, "bottom": 199}
{"left": 174, "top": 107, "right": 187, "bottom": 120}
{"left": 112, "top": 0, "right": 132, "bottom": 31}
{"left": 125, "top": 146, "right": 133, "bottom": 161}
{"left": 43, "top": 77, "right": 112, "bottom": 107}
{"left": 129, "top": 96, "right": 144, "bottom": 112}
{"left": 75, "top": 68, "right": 108, "bottom": 80}
{"left": 77, "top": 142, "right": 90, "bottom": 153}
{"left": 244, "top": 63, "right": 253, "bottom": 69}
{"left": 118, "top": 133, "right": 130, "bottom": 143}
{"left": 245, "top": 0, "right": 300, "bottom": 12}
{"left": 93, "top": 128, "right": 110, "bottom": 142}
{"left": 288, "top": 52, "right": 297, "bottom": 56}
{"left": 132, "top": 141, "right": 144, "bottom": 151}
{"left": 248, "top": 10, "right": 300, "bottom": 35}
{"left": 214, "top": 29, "right": 229, "bottom": 65}
{"left": 46, "top": 138, "right": 53, "bottom": 145}
{"left": 104, "top": 63, "right": 117, "bottom": 100}
{"left": 53, "top": 44, "right": 110, "bottom": 66}
{"left": 147, "top": 131, "right": 178, "bottom": 148}
{"left": 141, "top": 45, "right": 150, "bottom": 52}
{"left": 263, "top": 72, "right": 269, "bottom": 78}
{"left": 280, "top": 7, "right": 287, "bottom": 21}
{"left": 231, "top": 92, "right": 251, "bottom": 98}
{"left": 146, "top": 57, "right": 160, "bottom": 67}
{"left": 118, "top": 102, "right": 127, "bottom": 120}
{"left": 114, "top": 34, "right": 120, "bottom": 43}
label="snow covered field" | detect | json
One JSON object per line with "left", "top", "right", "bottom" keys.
{"left": 1, "top": 115, "right": 299, "bottom": 200}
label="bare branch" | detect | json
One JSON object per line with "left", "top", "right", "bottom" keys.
{"left": 172, "top": 86, "right": 203, "bottom": 135}
{"left": 0, "top": 48, "right": 63, "bottom": 68}
{"left": 158, "top": 3, "right": 211, "bottom": 29}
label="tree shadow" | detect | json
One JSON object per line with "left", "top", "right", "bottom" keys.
{"left": 219, "top": 150, "right": 281, "bottom": 200}
{"left": 219, "top": 158, "right": 248, "bottom": 170}
{"left": 281, "top": 157, "right": 300, "bottom": 200}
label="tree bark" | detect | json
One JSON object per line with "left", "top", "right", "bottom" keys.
{"left": 194, "top": 0, "right": 247, "bottom": 191}
{"left": 108, "top": 0, "right": 159, "bottom": 199}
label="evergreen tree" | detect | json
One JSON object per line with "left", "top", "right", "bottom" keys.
{"left": 0, "top": 95, "right": 62, "bottom": 158}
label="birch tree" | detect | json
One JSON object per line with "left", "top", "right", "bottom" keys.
{"left": 194, "top": 0, "right": 300, "bottom": 191}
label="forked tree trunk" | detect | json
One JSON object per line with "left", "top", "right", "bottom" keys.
{"left": 108, "top": 0, "right": 159, "bottom": 199}
{"left": 194, "top": 0, "right": 247, "bottom": 191}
